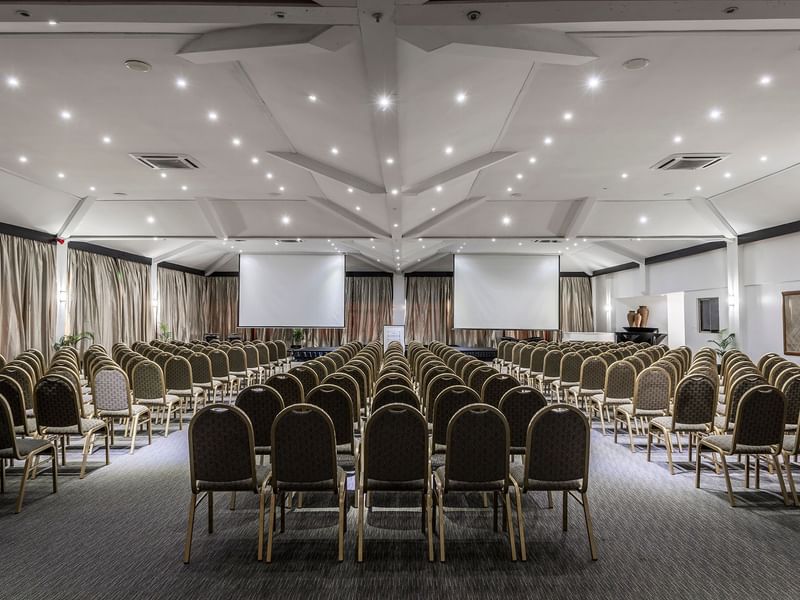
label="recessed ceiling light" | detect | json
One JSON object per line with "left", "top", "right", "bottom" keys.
{"left": 372, "top": 245, "right": 376, "bottom": 249}
{"left": 266, "top": 172, "right": 273, "bottom": 179}
{"left": 444, "top": 145, "right": 453, "bottom": 155}
{"left": 232, "top": 137, "right": 241, "bottom": 146}
{"left": 89, "top": 186, "right": 96, "bottom": 191}
{"left": 153, "top": 237, "right": 158, "bottom": 241}
{"left": 393, "top": 223, "right": 399, "bottom": 228}
{"left": 623, "top": 58, "right": 650, "bottom": 71}
{"left": 639, "top": 215, "right": 648, "bottom": 224}
{"left": 435, "top": 185, "right": 443, "bottom": 193}
{"left": 251, "top": 156, "right": 259, "bottom": 164}
{"left": 377, "top": 94, "right": 392, "bottom": 110}
{"left": 331, "top": 146, "right": 339, "bottom": 155}
{"left": 274, "top": 241, "right": 279, "bottom": 246}
{"left": 529, "top": 157, "right": 537, "bottom": 164}
{"left": 673, "top": 135, "right": 683, "bottom": 143}
{"left": 582, "top": 238, "right": 587, "bottom": 242}
{"left": 573, "top": 242, "right": 578, "bottom": 247}
{"left": 491, "top": 238, "right": 496, "bottom": 242}
{"left": 160, "top": 172, "right": 167, "bottom": 179}
{"left": 207, "top": 111, "right": 218, "bottom": 121}
{"left": 308, "top": 94, "right": 317, "bottom": 102}
{"left": 695, "top": 185, "right": 702, "bottom": 191}
{"left": 102, "top": 135, "right": 111, "bottom": 144}
{"left": 543, "top": 136, "right": 553, "bottom": 145}
{"left": 724, "top": 172, "right": 732, "bottom": 178}
{"left": 621, "top": 172, "right": 629, "bottom": 179}
{"left": 759, "top": 74, "right": 773, "bottom": 86}
{"left": 48, "top": 19, "right": 58, "bottom": 26}
{"left": 18, "top": 155, "right": 27, "bottom": 163}
{"left": 146, "top": 216, "right": 155, "bottom": 224}
{"left": 60, "top": 110, "right": 72, "bottom": 120}
{"left": 347, "top": 187, "right": 353, "bottom": 193}
{"left": 422, "top": 245, "right": 426, "bottom": 249}
{"left": 760, "top": 155, "right": 768, "bottom": 162}
{"left": 123, "top": 59, "right": 151, "bottom": 73}
{"left": 455, "top": 91, "right": 467, "bottom": 104}
{"left": 506, "top": 186, "right": 513, "bottom": 192}
{"left": 516, "top": 173, "right": 523, "bottom": 180}
{"left": 279, "top": 185, "right": 285, "bottom": 192}
{"left": 181, "top": 185, "right": 188, "bottom": 191}
{"left": 518, "top": 242, "right": 523, "bottom": 246}
{"left": 57, "top": 172, "right": 65, "bottom": 178}
{"left": 391, "top": 188, "right": 399, "bottom": 195}
{"left": 175, "top": 77, "right": 187, "bottom": 89}
{"left": 563, "top": 111, "right": 573, "bottom": 121}
{"left": 386, "top": 157, "right": 394, "bottom": 165}
{"left": 431, "top": 207, "right": 436, "bottom": 212}
{"left": 636, "top": 237, "right": 641, "bottom": 241}
{"left": 355, "top": 205, "right": 361, "bottom": 211}
{"left": 281, "top": 215, "right": 290, "bottom": 225}
{"left": 502, "top": 215, "right": 511, "bottom": 226}
{"left": 586, "top": 75, "right": 601, "bottom": 90}
{"left": 709, "top": 108, "right": 722, "bottom": 120}
{"left": 6, "top": 76, "right": 19, "bottom": 88}
{"left": 395, "top": 249, "right": 400, "bottom": 253}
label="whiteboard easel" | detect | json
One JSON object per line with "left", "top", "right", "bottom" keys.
{"left": 383, "top": 325, "right": 405, "bottom": 351}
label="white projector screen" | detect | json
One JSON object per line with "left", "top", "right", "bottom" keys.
{"left": 453, "top": 254, "right": 560, "bottom": 330}
{"left": 238, "top": 254, "right": 345, "bottom": 328}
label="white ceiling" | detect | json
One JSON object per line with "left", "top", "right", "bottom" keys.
{"left": 1, "top": 2, "right": 799, "bottom": 274}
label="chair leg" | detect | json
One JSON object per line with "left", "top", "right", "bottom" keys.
{"left": 79, "top": 433, "right": 93, "bottom": 479}
{"left": 357, "top": 488, "right": 364, "bottom": 563}
{"left": 437, "top": 487, "right": 446, "bottom": 562}
{"left": 504, "top": 491, "right": 516, "bottom": 562}
{"left": 426, "top": 490, "right": 434, "bottom": 562}
{"left": 129, "top": 413, "right": 139, "bottom": 454}
{"left": 562, "top": 491, "right": 569, "bottom": 531}
{"left": 257, "top": 488, "right": 266, "bottom": 561}
{"left": 581, "top": 492, "right": 598, "bottom": 561}
{"left": 771, "top": 454, "right": 790, "bottom": 506}
{"left": 784, "top": 452, "right": 799, "bottom": 506}
{"left": 51, "top": 446, "right": 58, "bottom": 494}
{"left": 1, "top": 457, "right": 5, "bottom": 493}
{"left": 646, "top": 429, "right": 653, "bottom": 463}
{"left": 265, "top": 492, "right": 276, "bottom": 563}
{"left": 598, "top": 404, "right": 607, "bottom": 435}
{"left": 493, "top": 491, "right": 498, "bottom": 532}
{"left": 183, "top": 493, "right": 197, "bottom": 564}
{"left": 337, "top": 485, "right": 345, "bottom": 562}
{"left": 208, "top": 491, "right": 214, "bottom": 533}
{"left": 104, "top": 427, "right": 110, "bottom": 465}
{"left": 512, "top": 480, "right": 526, "bottom": 562}
{"left": 720, "top": 456, "right": 736, "bottom": 507}
{"left": 230, "top": 492, "right": 237, "bottom": 511}
{"left": 665, "top": 432, "right": 675, "bottom": 476}
{"left": 626, "top": 415, "right": 635, "bottom": 453}
{"left": 695, "top": 440, "right": 703, "bottom": 489}
{"left": 164, "top": 403, "right": 172, "bottom": 437}
{"left": 14, "top": 455, "right": 33, "bottom": 513}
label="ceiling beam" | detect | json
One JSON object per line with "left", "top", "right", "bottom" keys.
{"left": 689, "top": 196, "right": 738, "bottom": 239}
{"left": 153, "top": 241, "right": 207, "bottom": 264}
{"left": 404, "top": 152, "right": 516, "bottom": 195}
{"left": 306, "top": 196, "right": 391, "bottom": 238}
{"left": 397, "top": 26, "right": 596, "bottom": 64}
{"left": 205, "top": 252, "right": 236, "bottom": 276}
{"left": 594, "top": 241, "right": 646, "bottom": 264}
{"left": 337, "top": 242, "right": 392, "bottom": 272}
{"left": 57, "top": 195, "right": 96, "bottom": 239}
{"left": 399, "top": 240, "right": 450, "bottom": 270}
{"left": 195, "top": 198, "right": 228, "bottom": 240}
{"left": 559, "top": 196, "right": 596, "bottom": 240}
{"left": 267, "top": 152, "right": 385, "bottom": 194}
{"left": 408, "top": 251, "right": 451, "bottom": 272}
{"left": 404, "top": 196, "right": 486, "bottom": 238}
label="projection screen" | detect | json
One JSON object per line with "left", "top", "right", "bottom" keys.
{"left": 238, "top": 254, "right": 345, "bottom": 328}
{"left": 453, "top": 254, "right": 560, "bottom": 330}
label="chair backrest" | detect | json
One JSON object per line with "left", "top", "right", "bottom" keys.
{"left": 529, "top": 347, "right": 547, "bottom": 373}
{"left": 288, "top": 365, "right": 319, "bottom": 396}
{"left": 467, "top": 365, "right": 496, "bottom": 395}
{"left": 265, "top": 341, "right": 279, "bottom": 364}
{"left": 306, "top": 384, "right": 354, "bottom": 449}
{"left": 326, "top": 351, "right": 345, "bottom": 370}
{"left": 632, "top": 366, "right": 671, "bottom": 413}
{"left": 542, "top": 350, "right": 563, "bottom": 377}
{"left": 444, "top": 404, "right": 509, "bottom": 487}
{"left": 559, "top": 352, "right": 583, "bottom": 384}
{"left": 265, "top": 373, "right": 305, "bottom": 405}
{"left": 34, "top": 374, "right": 82, "bottom": 432}
{"left": 523, "top": 404, "right": 589, "bottom": 491}
{"left": 188, "top": 404, "right": 257, "bottom": 494}
{"left": 605, "top": 361, "right": 636, "bottom": 400}
{"left": 363, "top": 403, "right": 428, "bottom": 485}
{"left": 243, "top": 345, "right": 259, "bottom": 370}
{"left": 188, "top": 352, "right": 213, "bottom": 386}
{"left": 322, "top": 372, "right": 359, "bottom": 418}
{"left": 781, "top": 374, "right": 800, "bottom": 427}
{"left": 305, "top": 360, "right": 328, "bottom": 383}
{"left": 208, "top": 349, "right": 230, "bottom": 379}
{"left": 498, "top": 386, "right": 547, "bottom": 450}
{"left": 235, "top": 385, "right": 284, "bottom": 449}
{"left": 1, "top": 365, "right": 33, "bottom": 410}
{"left": 318, "top": 355, "right": 338, "bottom": 376}
{"left": 372, "top": 385, "right": 420, "bottom": 412}
{"left": 722, "top": 374, "right": 767, "bottom": 429}
{"left": 732, "top": 385, "right": 786, "bottom": 448}
{"left": 579, "top": 357, "right": 607, "bottom": 390}
{"left": 165, "top": 356, "right": 193, "bottom": 391}
{"left": 340, "top": 365, "right": 368, "bottom": 409}
{"left": 271, "top": 404, "right": 337, "bottom": 491}
{"left": 670, "top": 374, "right": 717, "bottom": 428}
{"left": 480, "top": 373, "right": 520, "bottom": 407}
{"left": 431, "top": 385, "right": 480, "bottom": 446}
{"left": 460, "top": 360, "right": 482, "bottom": 387}
{"left": 228, "top": 346, "right": 247, "bottom": 372}
{"left": 426, "top": 373, "right": 464, "bottom": 419}
{"left": 0, "top": 395, "right": 20, "bottom": 455}
{"left": 375, "top": 372, "right": 413, "bottom": 395}
{"left": 132, "top": 361, "right": 165, "bottom": 400}
{"left": 93, "top": 366, "right": 132, "bottom": 413}
{"left": 453, "top": 355, "right": 472, "bottom": 379}
{"left": 275, "top": 340, "right": 289, "bottom": 361}
{"left": 0, "top": 375, "right": 27, "bottom": 431}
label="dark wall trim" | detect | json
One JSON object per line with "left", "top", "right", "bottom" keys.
{"left": 738, "top": 219, "right": 800, "bottom": 245}
{"left": 346, "top": 271, "right": 393, "bottom": 278}
{"left": 560, "top": 271, "right": 590, "bottom": 278}
{"left": 210, "top": 271, "right": 238, "bottom": 277}
{"left": 645, "top": 241, "right": 727, "bottom": 266}
{"left": 0, "top": 221, "right": 55, "bottom": 244}
{"left": 69, "top": 242, "right": 152, "bottom": 265}
{"left": 592, "top": 262, "right": 640, "bottom": 277}
{"left": 405, "top": 271, "right": 454, "bottom": 277}
{"left": 158, "top": 262, "right": 205, "bottom": 277}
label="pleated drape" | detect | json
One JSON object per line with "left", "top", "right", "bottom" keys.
{"left": 560, "top": 276, "right": 594, "bottom": 332}
{"left": 0, "top": 233, "right": 57, "bottom": 360}
{"left": 157, "top": 267, "right": 206, "bottom": 341}
{"left": 67, "top": 248, "right": 153, "bottom": 351}
{"left": 203, "top": 276, "right": 240, "bottom": 339}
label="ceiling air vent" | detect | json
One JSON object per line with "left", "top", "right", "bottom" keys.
{"left": 129, "top": 153, "right": 201, "bottom": 170}
{"left": 278, "top": 239, "right": 303, "bottom": 244}
{"left": 651, "top": 153, "right": 729, "bottom": 171}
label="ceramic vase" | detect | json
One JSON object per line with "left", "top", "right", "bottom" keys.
{"left": 626, "top": 311, "right": 636, "bottom": 327}
{"left": 637, "top": 305, "right": 650, "bottom": 327}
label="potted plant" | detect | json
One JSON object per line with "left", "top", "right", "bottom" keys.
{"left": 159, "top": 322, "right": 172, "bottom": 341}
{"left": 291, "top": 328, "right": 303, "bottom": 349}
{"left": 53, "top": 331, "right": 95, "bottom": 351}
{"left": 707, "top": 329, "right": 736, "bottom": 367}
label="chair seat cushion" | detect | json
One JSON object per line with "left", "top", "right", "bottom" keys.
{"left": 713, "top": 415, "right": 733, "bottom": 432}
{"left": 213, "top": 375, "right": 238, "bottom": 383}
{"left": 136, "top": 394, "right": 180, "bottom": 406}
{"left": 44, "top": 417, "right": 107, "bottom": 435}
{"left": 701, "top": 435, "right": 777, "bottom": 455}
{"left": 168, "top": 386, "right": 203, "bottom": 397}
{"left": 275, "top": 466, "right": 345, "bottom": 492}
{"left": 435, "top": 466, "right": 505, "bottom": 492}
{"left": 14, "top": 417, "right": 37, "bottom": 435}
{"left": 591, "top": 394, "right": 630, "bottom": 405}
{"left": 98, "top": 404, "right": 149, "bottom": 418}
{"left": 617, "top": 404, "right": 668, "bottom": 417}
{"left": 649, "top": 416, "right": 710, "bottom": 432}
{"left": 0, "top": 437, "right": 54, "bottom": 459}
{"left": 197, "top": 381, "right": 222, "bottom": 390}
{"left": 196, "top": 465, "right": 270, "bottom": 492}
{"left": 784, "top": 435, "right": 798, "bottom": 453}
{"left": 509, "top": 463, "right": 581, "bottom": 491}
{"left": 365, "top": 478, "right": 426, "bottom": 492}
{"left": 569, "top": 386, "right": 603, "bottom": 397}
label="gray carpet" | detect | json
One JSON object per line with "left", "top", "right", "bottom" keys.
{"left": 1, "top": 416, "right": 798, "bottom": 600}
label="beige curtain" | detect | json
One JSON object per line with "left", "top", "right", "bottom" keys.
{"left": 203, "top": 276, "right": 241, "bottom": 339}
{"left": 0, "top": 233, "right": 57, "bottom": 361}
{"left": 67, "top": 248, "right": 153, "bottom": 351}
{"left": 345, "top": 275, "right": 392, "bottom": 344}
{"left": 561, "top": 276, "right": 594, "bottom": 332}
{"left": 158, "top": 267, "right": 206, "bottom": 341}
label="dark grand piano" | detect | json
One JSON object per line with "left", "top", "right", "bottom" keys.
{"left": 614, "top": 327, "right": 667, "bottom": 345}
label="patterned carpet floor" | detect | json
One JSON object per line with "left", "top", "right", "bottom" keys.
{"left": 1, "top": 413, "right": 798, "bottom": 600}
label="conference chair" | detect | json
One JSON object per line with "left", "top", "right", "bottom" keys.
{"left": 34, "top": 374, "right": 110, "bottom": 479}
{"left": 715, "top": 374, "right": 767, "bottom": 434}
{"left": 372, "top": 385, "right": 420, "bottom": 413}
{"left": 184, "top": 405, "right": 268, "bottom": 563}
{"left": 498, "top": 386, "right": 547, "bottom": 457}
{"left": 306, "top": 384, "right": 357, "bottom": 471}
{"left": 356, "top": 403, "right": 433, "bottom": 562}
{"left": 0, "top": 395, "right": 57, "bottom": 513}
{"left": 696, "top": 386, "right": 789, "bottom": 507}
{"left": 208, "top": 348, "right": 239, "bottom": 400}
{"left": 782, "top": 411, "right": 800, "bottom": 505}
{"left": 614, "top": 366, "right": 671, "bottom": 453}
{"left": 131, "top": 361, "right": 182, "bottom": 436}
{"left": 425, "top": 374, "right": 464, "bottom": 421}
{"left": 589, "top": 361, "right": 636, "bottom": 435}
{"left": 433, "top": 404, "right": 515, "bottom": 562}
{"left": 339, "top": 365, "right": 369, "bottom": 414}
{"left": 322, "top": 372, "right": 362, "bottom": 431}
{"left": 165, "top": 355, "right": 205, "bottom": 415}
{"left": 93, "top": 366, "right": 152, "bottom": 454}
{"left": 274, "top": 340, "right": 290, "bottom": 371}
{"left": 265, "top": 404, "right": 347, "bottom": 563}
{"left": 227, "top": 346, "right": 254, "bottom": 391}
{"left": 265, "top": 372, "right": 305, "bottom": 406}
{"left": 188, "top": 352, "right": 223, "bottom": 404}
{"left": 0, "top": 376, "right": 35, "bottom": 436}
{"left": 318, "top": 355, "right": 338, "bottom": 377}
{"left": 235, "top": 385, "right": 284, "bottom": 468}
{"left": 510, "top": 404, "right": 597, "bottom": 562}
{"left": 566, "top": 356, "right": 607, "bottom": 410}
{"left": 535, "top": 350, "right": 563, "bottom": 398}
{"left": 481, "top": 373, "right": 520, "bottom": 408}
{"left": 288, "top": 365, "right": 319, "bottom": 398}
{"left": 243, "top": 344, "right": 264, "bottom": 383}
{"left": 551, "top": 353, "right": 583, "bottom": 402}
{"left": 304, "top": 360, "right": 328, "bottom": 385}
{"left": 1, "top": 365, "right": 34, "bottom": 418}
{"left": 648, "top": 374, "right": 717, "bottom": 474}
{"left": 430, "top": 386, "right": 480, "bottom": 459}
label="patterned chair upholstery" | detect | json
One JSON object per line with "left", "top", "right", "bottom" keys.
{"left": 430, "top": 385, "right": 479, "bottom": 457}
{"left": 481, "top": 373, "right": 520, "bottom": 408}
{"left": 510, "top": 404, "right": 597, "bottom": 562}
{"left": 375, "top": 373, "right": 413, "bottom": 395}
{"left": 208, "top": 349, "right": 239, "bottom": 399}
{"left": 265, "top": 373, "right": 304, "bottom": 406}
{"left": 614, "top": 366, "right": 671, "bottom": 453}
{"left": 425, "top": 374, "right": 464, "bottom": 422}
{"left": 566, "top": 357, "right": 607, "bottom": 409}
{"left": 590, "top": 361, "right": 636, "bottom": 435}
{"left": 235, "top": 384, "right": 284, "bottom": 460}
{"left": 93, "top": 366, "right": 152, "bottom": 454}
{"left": 322, "top": 372, "right": 362, "bottom": 428}
{"left": 372, "top": 385, "right": 420, "bottom": 413}
{"left": 0, "top": 375, "right": 35, "bottom": 435}
{"left": 498, "top": 386, "right": 547, "bottom": 455}
{"left": 189, "top": 352, "right": 223, "bottom": 404}
{"left": 131, "top": 361, "right": 182, "bottom": 436}
{"left": 305, "top": 361, "right": 329, "bottom": 385}
{"left": 165, "top": 356, "right": 205, "bottom": 414}
{"left": 306, "top": 384, "right": 356, "bottom": 470}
